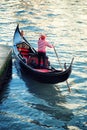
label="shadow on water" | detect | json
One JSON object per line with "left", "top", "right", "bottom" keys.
{"left": 27, "top": 85, "right": 73, "bottom": 121}
{"left": 0, "top": 60, "right": 12, "bottom": 104}
{"left": 14, "top": 60, "right": 73, "bottom": 122}
{"left": 0, "top": 83, "right": 10, "bottom": 104}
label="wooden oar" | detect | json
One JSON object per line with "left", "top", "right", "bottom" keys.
{"left": 53, "top": 46, "right": 71, "bottom": 92}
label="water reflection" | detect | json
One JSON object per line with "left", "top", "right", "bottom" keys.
{"left": 0, "top": 60, "right": 12, "bottom": 104}
{"left": 27, "top": 84, "right": 73, "bottom": 121}
{"left": 15, "top": 59, "right": 73, "bottom": 121}
{"left": 0, "top": 82, "right": 11, "bottom": 104}
{"left": 0, "top": 0, "right": 87, "bottom": 129}
{"left": 0, "top": 85, "right": 10, "bottom": 104}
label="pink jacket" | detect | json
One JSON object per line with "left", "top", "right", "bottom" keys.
{"left": 38, "top": 39, "right": 53, "bottom": 53}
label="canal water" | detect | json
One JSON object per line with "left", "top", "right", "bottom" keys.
{"left": 0, "top": 0, "right": 87, "bottom": 130}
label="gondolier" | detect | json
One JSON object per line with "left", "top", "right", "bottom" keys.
{"left": 38, "top": 35, "right": 53, "bottom": 68}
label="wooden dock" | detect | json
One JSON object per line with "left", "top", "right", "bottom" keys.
{"left": 0, "top": 44, "right": 12, "bottom": 87}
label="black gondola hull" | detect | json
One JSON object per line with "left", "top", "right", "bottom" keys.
{"left": 13, "top": 24, "right": 73, "bottom": 84}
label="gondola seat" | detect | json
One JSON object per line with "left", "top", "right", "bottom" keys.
{"left": 18, "top": 47, "right": 29, "bottom": 60}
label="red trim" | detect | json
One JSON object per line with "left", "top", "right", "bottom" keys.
{"left": 18, "top": 48, "right": 29, "bottom": 52}
{"left": 34, "top": 69, "right": 51, "bottom": 72}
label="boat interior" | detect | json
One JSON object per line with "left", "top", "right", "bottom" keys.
{"left": 16, "top": 42, "right": 52, "bottom": 72}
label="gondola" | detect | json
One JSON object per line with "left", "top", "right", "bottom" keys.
{"left": 13, "top": 24, "right": 73, "bottom": 84}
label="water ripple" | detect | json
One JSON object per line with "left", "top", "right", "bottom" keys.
{"left": 0, "top": 0, "right": 87, "bottom": 130}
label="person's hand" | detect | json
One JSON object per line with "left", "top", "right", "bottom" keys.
{"left": 52, "top": 44, "right": 54, "bottom": 48}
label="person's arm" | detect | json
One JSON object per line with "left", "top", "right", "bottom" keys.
{"left": 46, "top": 41, "right": 53, "bottom": 48}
